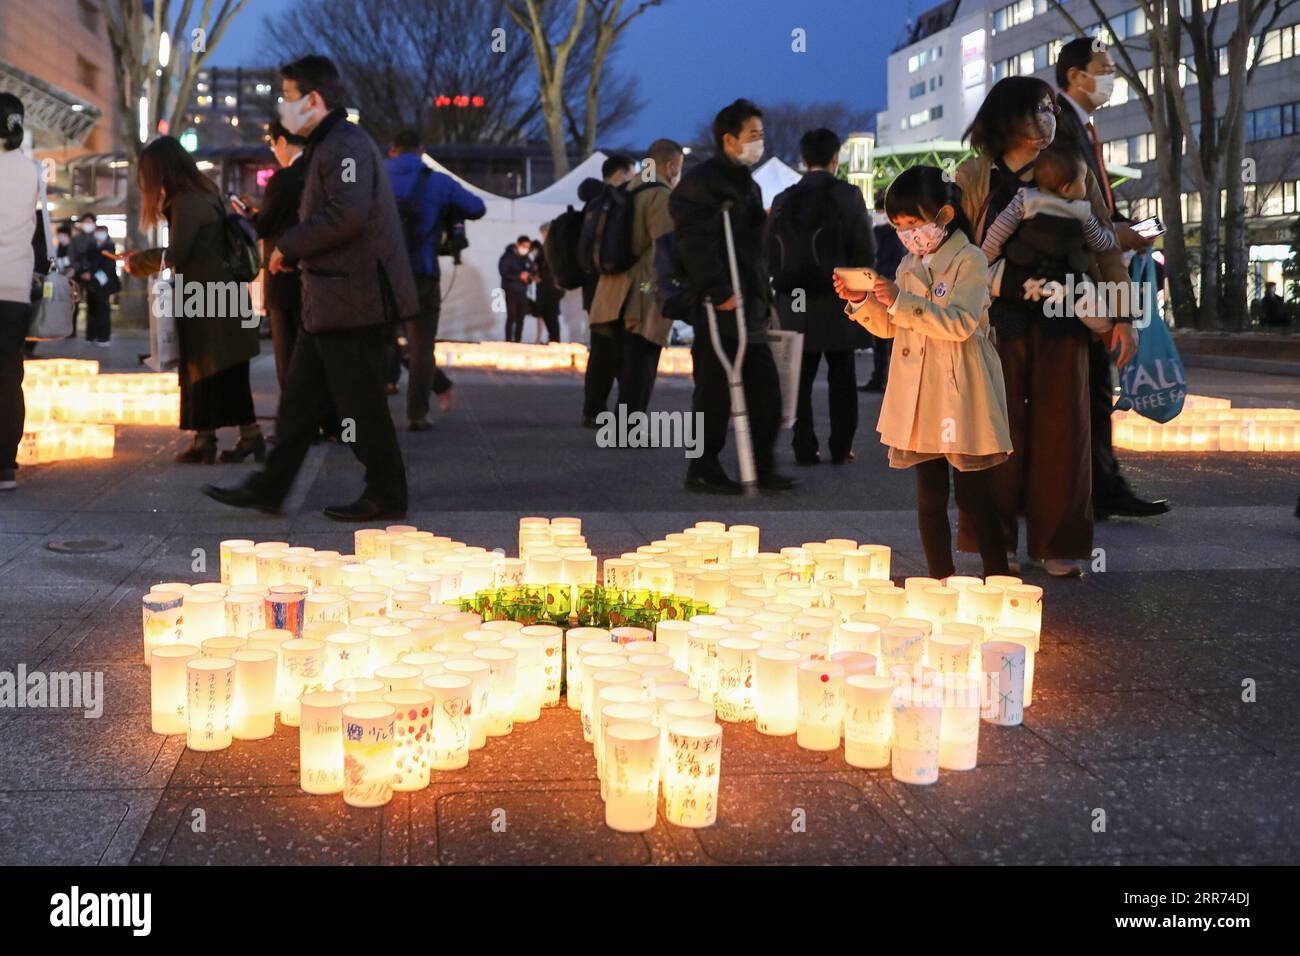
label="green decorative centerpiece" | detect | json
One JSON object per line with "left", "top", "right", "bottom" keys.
{"left": 462, "top": 585, "right": 709, "bottom": 630}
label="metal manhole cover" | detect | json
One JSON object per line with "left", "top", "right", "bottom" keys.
{"left": 46, "top": 538, "right": 123, "bottom": 554}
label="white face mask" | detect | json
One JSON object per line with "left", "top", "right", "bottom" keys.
{"left": 94, "top": 231, "right": 108, "bottom": 242}
{"left": 80, "top": 221, "right": 97, "bottom": 234}
{"left": 896, "top": 220, "right": 948, "bottom": 257}
{"left": 738, "top": 139, "right": 764, "bottom": 167}
{"left": 277, "top": 94, "right": 319, "bottom": 135}
{"left": 1085, "top": 72, "right": 1115, "bottom": 108}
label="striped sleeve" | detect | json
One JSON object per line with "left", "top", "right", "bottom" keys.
{"left": 980, "top": 190, "right": 1025, "bottom": 263}
{"left": 1082, "top": 213, "right": 1118, "bottom": 253}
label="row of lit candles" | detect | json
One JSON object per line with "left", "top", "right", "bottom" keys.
{"left": 17, "top": 423, "right": 115, "bottom": 465}
{"left": 1112, "top": 394, "right": 1300, "bottom": 452}
{"left": 142, "top": 518, "right": 1045, "bottom": 827}
{"left": 430, "top": 342, "right": 693, "bottom": 376}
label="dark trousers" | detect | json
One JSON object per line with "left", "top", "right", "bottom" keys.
{"left": 0, "top": 300, "right": 30, "bottom": 471}
{"left": 583, "top": 320, "right": 624, "bottom": 419}
{"left": 406, "top": 275, "right": 452, "bottom": 423}
{"left": 618, "top": 332, "right": 661, "bottom": 414}
{"left": 792, "top": 349, "right": 858, "bottom": 462}
{"left": 915, "top": 458, "right": 1008, "bottom": 579}
{"left": 1088, "top": 335, "right": 1131, "bottom": 503}
{"left": 532, "top": 299, "right": 561, "bottom": 342}
{"left": 268, "top": 303, "right": 300, "bottom": 391}
{"left": 690, "top": 333, "right": 781, "bottom": 477}
{"left": 252, "top": 324, "right": 407, "bottom": 511}
{"left": 80, "top": 281, "right": 111, "bottom": 341}
{"left": 959, "top": 324, "right": 1092, "bottom": 560}
{"left": 504, "top": 290, "right": 529, "bottom": 342}
{"left": 869, "top": 334, "right": 891, "bottom": 385}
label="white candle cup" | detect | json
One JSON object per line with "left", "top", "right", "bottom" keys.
{"left": 404, "top": 619, "right": 447, "bottom": 654}
{"left": 991, "top": 626, "right": 1037, "bottom": 706}
{"left": 1002, "top": 584, "right": 1043, "bottom": 650}
{"left": 858, "top": 544, "right": 892, "bottom": 580}
{"left": 384, "top": 689, "right": 435, "bottom": 791}
{"left": 796, "top": 660, "right": 845, "bottom": 751}
{"left": 830, "top": 650, "right": 877, "bottom": 678}
{"left": 903, "top": 576, "right": 941, "bottom": 617}
{"left": 980, "top": 640, "right": 1026, "bottom": 726}
{"left": 369, "top": 625, "right": 414, "bottom": 669}
{"left": 520, "top": 624, "right": 564, "bottom": 707}
{"left": 598, "top": 697, "right": 654, "bottom": 795}
{"left": 844, "top": 674, "right": 894, "bottom": 769}
{"left": 299, "top": 690, "right": 346, "bottom": 794}
{"left": 472, "top": 646, "right": 518, "bottom": 737}
{"left": 686, "top": 629, "right": 723, "bottom": 700}
{"left": 354, "top": 528, "right": 385, "bottom": 560}
{"left": 891, "top": 683, "right": 943, "bottom": 785}
{"left": 564, "top": 627, "right": 610, "bottom": 710}
{"left": 305, "top": 593, "right": 347, "bottom": 626}
{"left": 754, "top": 648, "right": 800, "bottom": 736}
{"left": 150, "top": 644, "right": 199, "bottom": 734}
{"left": 495, "top": 557, "right": 526, "bottom": 589}
{"left": 624, "top": 639, "right": 662, "bottom": 656}
{"left": 927, "top": 632, "right": 974, "bottom": 677}
{"left": 961, "top": 584, "right": 1005, "bottom": 632}
{"left": 480, "top": 619, "right": 524, "bottom": 637}
{"left": 245, "top": 627, "right": 292, "bottom": 663}
{"left": 715, "top": 637, "right": 759, "bottom": 723}
{"left": 611, "top": 626, "right": 653, "bottom": 648}
{"left": 867, "top": 584, "right": 906, "bottom": 618}
{"left": 834, "top": 620, "right": 882, "bottom": 658}
{"left": 443, "top": 659, "right": 491, "bottom": 750}
{"left": 182, "top": 592, "right": 225, "bottom": 646}
{"left": 918, "top": 585, "right": 959, "bottom": 626}
{"left": 186, "top": 657, "right": 235, "bottom": 752}
{"left": 652, "top": 683, "right": 700, "bottom": 727}
{"left": 223, "top": 593, "right": 264, "bottom": 640}
{"left": 791, "top": 614, "right": 835, "bottom": 645}
{"left": 591, "top": 672, "right": 641, "bottom": 763}
{"left": 400, "top": 651, "right": 447, "bottom": 678}
{"left": 231, "top": 648, "right": 277, "bottom": 740}
{"left": 500, "top": 636, "right": 544, "bottom": 722}
{"left": 324, "top": 631, "right": 371, "bottom": 687}
{"left": 193, "top": 582, "right": 232, "bottom": 595}
{"left": 938, "top": 674, "right": 982, "bottom": 771}
{"left": 604, "top": 721, "right": 660, "bottom": 832}
{"left": 879, "top": 625, "right": 926, "bottom": 671}
{"left": 375, "top": 662, "right": 424, "bottom": 692}
{"left": 784, "top": 639, "right": 829, "bottom": 662}
{"left": 228, "top": 545, "right": 258, "bottom": 585}
{"left": 202, "top": 636, "right": 247, "bottom": 659}
{"left": 437, "top": 611, "right": 481, "bottom": 641}
{"left": 985, "top": 574, "right": 1023, "bottom": 591}
{"left": 419, "top": 674, "right": 472, "bottom": 770}
{"left": 142, "top": 590, "right": 185, "bottom": 666}
{"left": 664, "top": 719, "right": 723, "bottom": 829}
{"left": 277, "top": 639, "right": 326, "bottom": 727}
{"left": 334, "top": 677, "right": 386, "bottom": 704}
{"left": 659, "top": 699, "right": 715, "bottom": 774}
{"left": 828, "top": 585, "right": 867, "bottom": 614}
{"left": 341, "top": 702, "right": 397, "bottom": 808}
{"left": 304, "top": 620, "right": 348, "bottom": 644}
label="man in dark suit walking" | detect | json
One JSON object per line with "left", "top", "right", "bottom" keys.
{"left": 204, "top": 55, "right": 417, "bottom": 521}
{"left": 1055, "top": 37, "right": 1169, "bottom": 520}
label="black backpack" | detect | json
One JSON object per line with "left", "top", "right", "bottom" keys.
{"left": 545, "top": 205, "right": 587, "bottom": 290}
{"left": 223, "top": 211, "right": 261, "bottom": 284}
{"left": 767, "top": 179, "right": 844, "bottom": 294}
{"left": 653, "top": 231, "right": 696, "bottom": 323}
{"left": 576, "top": 184, "right": 612, "bottom": 275}
{"left": 594, "top": 180, "right": 667, "bottom": 275}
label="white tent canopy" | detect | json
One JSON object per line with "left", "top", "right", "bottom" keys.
{"left": 752, "top": 157, "right": 803, "bottom": 208}
{"left": 427, "top": 151, "right": 607, "bottom": 343}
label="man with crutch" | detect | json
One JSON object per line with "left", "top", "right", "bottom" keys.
{"left": 670, "top": 98, "right": 795, "bottom": 495}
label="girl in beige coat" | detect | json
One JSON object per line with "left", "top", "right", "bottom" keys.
{"left": 834, "top": 166, "right": 1011, "bottom": 578}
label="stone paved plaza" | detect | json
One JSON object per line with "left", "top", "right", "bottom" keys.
{"left": 1, "top": 332, "right": 1297, "bottom": 865}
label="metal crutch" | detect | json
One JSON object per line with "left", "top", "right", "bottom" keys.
{"left": 702, "top": 202, "right": 758, "bottom": 497}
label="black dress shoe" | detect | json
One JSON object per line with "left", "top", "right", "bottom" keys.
{"left": 323, "top": 498, "right": 407, "bottom": 522}
{"left": 757, "top": 471, "right": 799, "bottom": 491}
{"left": 684, "top": 470, "right": 742, "bottom": 495}
{"left": 217, "top": 433, "right": 267, "bottom": 463}
{"left": 794, "top": 452, "right": 822, "bottom": 467}
{"left": 203, "top": 482, "right": 281, "bottom": 514}
{"left": 1095, "top": 493, "right": 1171, "bottom": 519}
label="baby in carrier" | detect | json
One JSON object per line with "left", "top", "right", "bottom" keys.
{"left": 981, "top": 142, "right": 1118, "bottom": 331}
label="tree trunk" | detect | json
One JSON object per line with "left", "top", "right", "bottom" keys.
{"left": 1154, "top": 134, "right": 1198, "bottom": 329}
{"left": 1221, "top": 72, "right": 1250, "bottom": 330}
{"left": 541, "top": 80, "right": 570, "bottom": 179}
{"left": 1198, "top": 188, "right": 1221, "bottom": 328}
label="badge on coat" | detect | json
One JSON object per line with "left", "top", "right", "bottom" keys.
{"left": 934, "top": 281, "right": 948, "bottom": 298}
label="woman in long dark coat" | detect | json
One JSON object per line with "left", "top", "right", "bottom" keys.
{"left": 125, "top": 136, "right": 263, "bottom": 463}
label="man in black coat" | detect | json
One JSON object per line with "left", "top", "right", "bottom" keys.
{"left": 770, "top": 128, "right": 875, "bottom": 466}
{"left": 499, "top": 236, "right": 533, "bottom": 343}
{"left": 252, "top": 118, "right": 308, "bottom": 390}
{"left": 69, "top": 214, "right": 111, "bottom": 344}
{"left": 205, "top": 55, "right": 417, "bottom": 521}
{"left": 1055, "top": 37, "right": 1168, "bottom": 520}
{"left": 670, "top": 98, "right": 794, "bottom": 494}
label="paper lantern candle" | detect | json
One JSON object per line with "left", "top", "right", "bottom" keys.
{"left": 384, "top": 689, "right": 434, "bottom": 791}
{"left": 891, "top": 683, "right": 942, "bottom": 784}
{"left": 443, "top": 659, "right": 491, "bottom": 751}
{"left": 715, "top": 637, "right": 758, "bottom": 723}
{"left": 375, "top": 662, "right": 424, "bottom": 692}
{"left": 564, "top": 627, "right": 609, "bottom": 710}
{"left": 223, "top": 593, "right": 263, "bottom": 639}
{"left": 299, "top": 690, "right": 346, "bottom": 794}
{"left": 420, "top": 674, "right": 472, "bottom": 770}
{"left": 520, "top": 623, "right": 563, "bottom": 706}
{"left": 980, "top": 641, "right": 1026, "bottom": 726}
{"left": 961, "top": 585, "right": 1005, "bottom": 632}
{"left": 664, "top": 719, "right": 722, "bottom": 829}
{"left": 598, "top": 696, "right": 654, "bottom": 795}
{"left": 182, "top": 592, "right": 225, "bottom": 646}
{"left": 501, "top": 636, "right": 543, "bottom": 722}
{"left": 142, "top": 590, "right": 184, "bottom": 666}
{"left": 867, "top": 585, "right": 906, "bottom": 618}
{"left": 231, "top": 648, "right": 277, "bottom": 740}
{"left": 472, "top": 646, "right": 518, "bottom": 737}
{"left": 844, "top": 674, "right": 894, "bottom": 769}
{"left": 400, "top": 651, "right": 447, "bottom": 678}
{"left": 334, "top": 677, "right": 386, "bottom": 704}
{"left": 370, "top": 625, "right": 414, "bottom": 669}
{"left": 604, "top": 721, "right": 660, "bottom": 832}
{"left": 903, "top": 577, "right": 941, "bottom": 617}
{"left": 879, "top": 625, "right": 926, "bottom": 671}
{"left": 278, "top": 638, "right": 326, "bottom": 727}
{"left": 1002, "top": 585, "right": 1043, "bottom": 649}
{"left": 991, "top": 626, "right": 1037, "bottom": 705}
{"left": 341, "top": 702, "right": 397, "bottom": 808}
{"left": 938, "top": 674, "right": 981, "bottom": 771}
{"left": 150, "top": 644, "right": 199, "bottom": 734}
{"left": 186, "top": 657, "right": 235, "bottom": 751}
{"left": 227, "top": 543, "right": 258, "bottom": 585}
{"left": 265, "top": 585, "right": 307, "bottom": 638}
{"left": 796, "top": 660, "right": 845, "bottom": 751}
{"left": 581, "top": 653, "right": 629, "bottom": 741}
{"left": 325, "top": 631, "right": 371, "bottom": 687}
{"left": 754, "top": 647, "right": 800, "bottom": 736}
{"left": 202, "top": 636, "right": 246, "bottom": 659}
{"left": 927, "top": 632, "right": 973, "bottom": 677}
